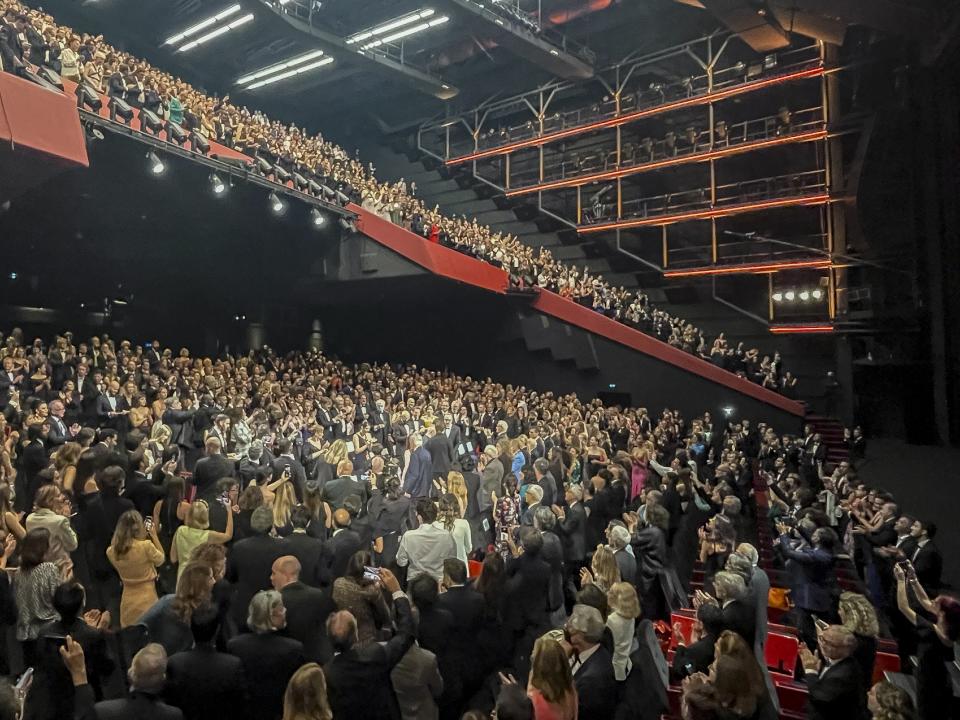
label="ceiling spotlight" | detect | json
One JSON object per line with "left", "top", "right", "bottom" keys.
{"left": 772, "top": 291, "right": 783, "bottom": 303}
{"left": 310, "top": 208, "right": 326, "bottom": 227}
{"left": 812, "top": 288, "right": 824, "bottom": 300}
{"left": 784, "top": 290, "right": 796, "bottom": 301}
{"left": 209, "top": 173, "right": 227, "bottom": 195}
{"left": 147, "top": 151, "right": 166, "bottom": 175}
{"left": 269, "top": 192, "right": 285, "bottom": 214}
{"left": 799, "top": 290, "right": 811, "bottom": 301}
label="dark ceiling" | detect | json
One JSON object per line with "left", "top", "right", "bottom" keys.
{"left": 28, "top": 0, "right": 716, "bottom": 136}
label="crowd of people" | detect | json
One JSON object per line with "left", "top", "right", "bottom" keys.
{"left": 0, "top": 0, "right": 796, "bottom": 397}
{"left": 0, "top": 326, "right": 945, "bottom": 720}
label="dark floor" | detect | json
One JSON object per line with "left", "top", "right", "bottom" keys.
{"left": 858, "top": 438, "right": 960, "bottom": 591}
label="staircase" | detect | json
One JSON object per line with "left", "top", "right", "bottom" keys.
{"left": 803, "top": 412, "right": 848, "bottom": 465}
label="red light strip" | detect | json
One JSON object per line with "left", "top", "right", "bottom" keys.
{"left": 445, "top": 65, "right": 825, "bottom": 166}
{"left": 505, "top": 128, "right": 827, "bottom": 197}
{"left": 578, "top": 193, "right": 831, "bottom": 233}
{"left": 663, "top": 258, "right": 832, "bottom": 278}
{"left": 769, "top": 323, "right": 835, "bottom": 334}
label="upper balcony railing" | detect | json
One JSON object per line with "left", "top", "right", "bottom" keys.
{"left": 421, "top": 43, "right": 823, "bottom": 164}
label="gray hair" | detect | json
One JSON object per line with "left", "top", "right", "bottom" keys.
{"left": 533, "top": 505, "right": 556, "bottom": 531}
{"left": 484, "top": 445, "right": 498, "bottom": 459}
{"left": 247, "top": 589, "right": 284, "bottom": 633}
{"left": 533, "top": 458, "right": 549, "bottom": 473}
{"left": 608, "top": 525, "right": 631, "bottom": 551}
{"left": 525, "top": 484, "right": 544, "bottom": 503}
{"left": 566, "top": 484, "right": 583, "bottom": 501}
{"left": 736, "top": 543, "right": 759, "bottom": 567}
{"left": 250, "top": 505, "right": 274, "bottom": 534}
{"left": 128, "top": 643, "right": 167, "bottom": 693}
{"left": 568, "top": 604, "right": 605, "bottom": 643}
{"left": 712, "top": 571, "right": 746, "bottom": 602}
{"left": 725, "top": 553, "right": 753, "bottom": 584}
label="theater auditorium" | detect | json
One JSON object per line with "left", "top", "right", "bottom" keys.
{"left": 0, "top": 0, "right": 957, "bottom": 718}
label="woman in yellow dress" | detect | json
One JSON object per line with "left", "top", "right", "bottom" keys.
{"left": 106, "top": 509, "right": 165, "bottom": 627}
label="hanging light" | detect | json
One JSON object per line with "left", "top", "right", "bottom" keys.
{"left": 310, "top": 208, "right": 326, "bottom": 227}
{"left": 209, "top": 173, "right": 226, "bottom": 195}
{"left": 269, "top": 192, "right": 285, "bottom": 214}
{"left": 147, "top": 151, "right": 166, "bottom": 175}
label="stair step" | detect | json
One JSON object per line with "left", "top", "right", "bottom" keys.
{"left": 553, "top": 245, "right": 589, "bottom": 261}
{"left": 429, "top": 188, "right": 480, "bottom": 205}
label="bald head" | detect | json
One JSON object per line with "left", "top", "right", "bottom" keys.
{"left": 333, "top": 508, "right": 351, "bottom": 528}
{"left": 129, "top": 643, "right": 167, "bottom": 693}
{"left": 270, "top": 555, "right": 301, "bottom": 591}
{"left": 327, "top": 610, "right": 358, "bottom": 652}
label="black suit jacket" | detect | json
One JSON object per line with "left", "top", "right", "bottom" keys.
{"left": 283, "top": 532, "right": 325, "bottom": 587}
{"left": 281, "top": 581, "right": 336, "bottom": 664}
{"left": 227, "top": 632, "right": 305, "bottom": 720}
{"left": 74, "top": 686, "right": 184, "bottom": 720}
{"left": 324, "top": 596, "right": 416, "bottom": 720}
{"left": 272, "top": 456, "right": 307, "bottom": 499}
{"left": 165, "top": 644, "right": 246, "bottom": 720}
{"left": 320, "top": 528, "right": 362, "bottom": 585}
{"left": 192, "top": 454, "right": 236, "bottom": 499}
{"left": 225, "top": 535, "right": 287, "bottom": 627}
{"left": 322, "top": 475, "right": 366, "bottom": 510}
{"left": 719, "top": 599, "right": 756, "bottom": 650}
{"left": 425, "top": 433, "right": 454, "bottom": 476}
{"left": 557, "top": 502, "right": 587, "bottom": 563}
{"left": 504, "top": 552, "right": 551, "bottom": 631}
{"left": 804, "top": 656, "right": 866, "bottom": 720}
{"left": 912, "top": 541, "right": 943, "bottom": 592}
{"left": 573, "top": 644, "right": 618, "bottom": 720}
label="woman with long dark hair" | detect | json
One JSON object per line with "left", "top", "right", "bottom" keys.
{"left": 332, "top": 550, "right": 390, "bottom": 645}
{"left": 13, "top": 528, "right": 60, "bottom": 665}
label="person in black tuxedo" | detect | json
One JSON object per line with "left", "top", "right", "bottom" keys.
{"left": 425, "top": 426, "right": 454, "bottom": 481}
{"left": 272, "top": 438, "right": 307, "bottom": 499}
{"left": 191, "top": 436, "right": 235, "bottom": 500}
{"left": 165, "top": 605, "right": 247, "bottom": 720}
{"left": 0, "top": 356, "right": 25, "bottom": 409}
{"left": 283, "top": 506, "right": 325, "bottom": 586}
{"left": 46, "top": 399, "right": 75, "bottom": 450}
{"left": 708, "top": 571, "right": 757, "bottom": 650}
{"left": 671, "top": 603, "right": 723, "bottom": 680}
{"left": 19, "top": 424, "right": 50, "bottom": 510}
{"left": 584, "top": 470, "right": 620, "bottom": 549}
{"left": 271, "top": 554, "right": 336, "bottom": 664}
{"left": 123, "top": 450, "right": 165, "bottom": 518}
{"left": 907, "top": 519, "right": 942, "bottom": 593}
{"left": 799, "top": 625, "right": 867, "bottom": 720}
{"left": 65, "top": 639, "right": 184, "bottom": 720}
{"left": 225, "top": 506, "right": 286, "bottom": 629}
{"left": 96, "top": 380, "right": 130, "bottom": 436}
{"left": 320, "top": 508, "right": 363, "bottom": 586}
{"left": 324, "top": 567, "right": 415, "bottom": 720}
{"left": 565, "top": 604, "right": 618, "bottom": 720}
{"left": 322, "top": 460, "right": 366, "bottom": 511}
{"left": 438, "top": 558, "right": 487, "bottom": 704}
{"left": 162, "top": 398, "right": 196, "bottom": 463}
{"left": 370, "top": 399, "right": 391, "bottom": 448}
{"left": 554, "top": 484, "right": 587, "bottom": 570}
{"left": 227, "top": 590, "right": 305, "bottom": 720}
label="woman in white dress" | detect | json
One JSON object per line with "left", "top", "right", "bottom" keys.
{"left": 438, "top": 493, "right": 471, "bottom": 565}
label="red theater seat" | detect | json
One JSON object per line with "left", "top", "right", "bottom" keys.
{"left": 765, "top": 632, "right": 800, "bottom": 675}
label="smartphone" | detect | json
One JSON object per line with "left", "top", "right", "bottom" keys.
{"left": 15, "top": 667, "right": 33, "bottom": 697}
{"left": 814, "top": 618, "right": 829, "bottom": 631}
{"left": 362, "top": 566, "right": 381, "bottom": 582}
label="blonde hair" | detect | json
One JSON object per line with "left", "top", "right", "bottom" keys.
{"left": 283, "top": 663, "right": 332, "bottom": 720}
{"left": 273, "top": 481, "right": 296, "bottom": 528}
{"left": 446, "top": 471, "right": 467, "bottom": 512}
{"left": 607, "top": 581, "right": 641, "bottom": 619}
{"left": 111, "top": 509, "right": 145, "bottom": 557}
{"left": 839, "top": 591, "right": 880, "bottom": 637}
{"left": 324, "top": 440, "right": 347, "bottom": 465}
{"left": 591, "top": 546, "right": 621, "bottom": 592}
{"left": 186, "top": 500, "right": 210, "bottom": 530}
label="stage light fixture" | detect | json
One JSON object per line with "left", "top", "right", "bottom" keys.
{"left": 255, "top": 157, "right": 273, "bottom": 175}
{"left": 310, "top": 208, "right": 326, "bottom": 227}
{"left": 34, "top": 66, "right": 63, "bottom": 90}
{"left": 269, "top": 192, "right": 285, "bottom": 214}
{"left": 209, "top": 173, "right": 227, "bottom": 195}
{"left": 307, "top": 179, "right": 323, "bottom": 196}
{"left": 109, "top": 96, "right": 134, "bottom": 124}
{"left": 274, "top": 165, "right": 292, "bottom": 183}
{"left": 166, "top": 121, "right": 189, "bottom": 145}
{"left": 772, "top": 292, "right": 783, "bottom": 303}
{"left": 293, "top": 172, "right": 310, "bottom": 191}
{"left": 799, "top": 290, "right": 811, "bottom": 301}
{"left": 147, "top": 151, "right": 166, "bottom": 175}
{"left": 784, "top": 290, "right": 795, "bottom": 301}
{"left": 141, "top": 109, "right": 164, "bottom": 135}
{"left": 811, "top": 288, "right": 824, "bottom": 300}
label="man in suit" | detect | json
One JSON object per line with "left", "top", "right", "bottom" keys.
{"left": 907, "top": 519, "right": 943, "bottom": 592}
{"left": 402, "top": 434, "right": 433, "bottom": 499}
{"left": 227, "top": 590, "right": 305, "bottom": 720}
{"left": 390, "top": 635, "right": 443, "bottom": 720}
{"left": 460, "top": 456, "right": 483, "bottom": 550}
{"left": 322, "top": 460, "right": 366, "bottom": 510}
{"left": 778, "top": 525, "right": 839, "bottom": 647}
{"left": 0, "top": 356, "right": 24, "bottom": 409}
{"left": 192, "top": 436, "right": 235, "bottom": 500}
{"left": 425, "top": 426, "right": 454, "bottom": 482}
{"left": 64, "top": 639, "right": 184, "bottom": 720}
{"left": 225, "top": 506, "right": 286, "bottom": 629}
{"left": 440, "top": 414, "right": 461, "bottom": 456}
{"left": 476, "top": 445, "right": 504, "bottom": 546}
{"left": 272, "top": 438, "right": 307, "bottom": 499}
{"left": 671, "top": 603, "right": 723, "bottom": 680}
{"left": 554, "top": 484, "right": 587, "bottom": 571}
{"left": 165, "top": 606, "right": 246, "bottom": 720}
{"left": 800, "top": 625, "right": 866, "bottom": 720}
{"left": 46, "top": 399, "right": 76, "bottom": 450}
{"left": 320, "top": 508, "right": 362, "bottom": 585}
{"left": 271, "top": 554, "right": 336, "bottom": 664}
{"left": 370, "top": 399, "right": 391, "bottom": 448}
{"left": 162, "top": 397, "right": 196, "bottom": 461}
{"left": 283, "top": 506, "right": 325, "bottom": 586}
{"left": 96, "top": 380, "right": 130, "bottom": 434}
{"left": 504, "top": 527, "right": 552, "bottom": 659}
{"left": 20, "top": 424, "right": 50, "bottom": 509}
{"left": 74, "top": 362, "right": 99, "bottom": 425}
{"left": 325, "top": 567, "right": 415, "bottom": 720}
{"left": 532, "top": 457, "right": 557, "bottom": 508}
{"left": 564, "top": 604, "right": 618, "bottom": 720}
{"left": 438, "top": 558, "right": 486, "bottom": 704}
